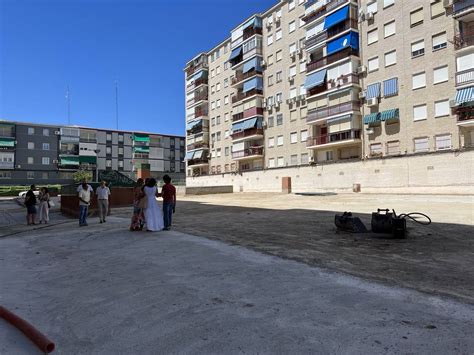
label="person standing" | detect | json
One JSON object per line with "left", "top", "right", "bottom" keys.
{"left": 77, "top": 178, "right": 93, "bottom": 196}
{"left": 130, "top": 178, "right": 145, "bottom": 231}
{"left": 38, "top": 187, "right": 50, "bottom": 224}
{"left": 143, "top": 178, "right": 164, "bottom": 232}
{"left": 161, "top": 175, "right": 176, "bottom": 231}
{"left": 78, "top": 182, "right": 91, "bottom": 226}
{"left": 25, "top": 184, "right": 37, "bottom": 225}
{"left": 96, "top": 181, "right": 111, "bottom": 223}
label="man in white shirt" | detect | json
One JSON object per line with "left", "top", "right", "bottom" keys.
{"left": 96, "top": 181, "right": 111, "bottom": 223}
{"left": 78, "top": 182, "right": 91, "bottom": 226}
{"left": 77, "top": 178, "right": 93, "bottom": 194}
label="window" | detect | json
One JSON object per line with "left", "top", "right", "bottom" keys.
{"left": 118, "top": 160, "right": 124, "bottom": 168}
{"left": 289, "top": 43, "right": 297, "bottom": 54}
{"left": 216, "top": 66, "right": 221, "bottom": 75}
{"left": 432, "top": 32, "right": 447, "bottom": 51}
{"left": 216, "top": 148, "right": 221, "bottom": 158}
{"left": 290, "top": 109, "right": 297, "bottom": 120}
{"left": 383, "top": 0, "right": 394, "bottom": 8}
{"left": 367, "top": 1, "right": 377, "bottom": 13}
{"left": 276, "top": 29, "right": 282, "bottom": 41}
{"left": 276, "top": 50, "right": 283, "bottom": 62}
{"left": 118, "top": 134, "right": 124, "bottom": 142}
{"left": 290, "top": 155, "right": 298, "bottom": 166}
{"left": 300, "top": 84, "right": 306, "bottom": 95}
{"left": 410, "top": 8, "right": 423, "bottom": 27}
{"left": 384, "top": 50, "right": 397, "bottom": 67}
{"left": 268, "top": 116, "right": 274, "bottom": 127}
{"left": 411, "top": 40, "right": 425, "bottom": 57}
{"left": 28, "top": 127, "right": 35, "bottom": 135}
{"left": 276, "top": 114, "right": 283, "bottom": 126}
{"left": 290, "top": 88, "right": 297, "bottom": 99}
{"left": 289, "top": 65, "right": 297, "bottom": 77}
{"left": 277, "top": 135, "right": 284, "bottom": 146}
{"left": 216, "top": 83, "right": 221, "bottom": 92}
{"left": 106, "top": 160, "right": 112, "bottom": 168}
{"left": 414, "top": 137, "right": 429, "bottom": 153}
{"left": 224, "top": 78, "right": 228, "bottom": 88}
{"left": 216, "top": 116, "right": 221, "bottom": 125}
{"left": 106, "top": 133, "right": 112, "bottom": 141}
{"left": 290, "top": 132, "right": 298, "bottom": 144}
{"left": 300, "top": 59, "right": 306, "bottom": 73}
{"left": 43, "top": 128, "right": 49, "bottom": 136}
{"left": 370, "top": 143, "right": 383, "bottom": 155}
{"left": 118, "top": 147, "right": 124, "bottom": 155}
{"left": 211, "top": 69, "right": 215, "bottom": 77}
{"left": 42, "top": 143, "right": 50, "bottom": 150}
{"left": 27, "top": 171, "right": 35, "bottom": 179}
{"left": 289, "top": 21, "right": 296, "bottom": 33}
{"left": 211, "top": 117, "right": 216, "bottom": 126}
{"left": 28, "top": 157, "right": 34, "bottom": 164}
{"left": 433, "top": 66, "right": 448, "bottom": 84}
{"left": 216, "top": 99, "right": 221, "bottom": 108}
{"left": 299, "top": 17, "right": 305, "bottom": 28}
{"left": 413, "top": 104, "right": 427, "bottom": 121}
{"left": 288, "top": 0, "right": 295, "bottom": 11}
{"left": 28, "top": 142, "right": 34, "bottom": 150}
{"left": 268, "top": 54, "right": 274, "bottom": 66}
{"left": 225, "top": 113, "right": 229, "bottom": 121}
{"left": 435, "top": 100, "right": 450, "bottom": 117}
{"left": 216, "top": 132, "right": 221, "bottom": 141}
{"left": 225, "top": 147, "right": 229, "bottom": 156}
{"left": 435, "top": 134, "right": 451, "bottom": 151}
{"left": 276, "top": 93, "right": 283, "bottom": 103}
{"left": 367, "top": 28, "right": 378, "bottom": 44}
{"left": 267, "top": 34, "right": 274, "bottom": 46}
{"left": 225, "top": 130, "right": 229, "bottom": 139}
{"left": 211, "top": 85, "right": 215, "bottom": 94}
{"left": 42, "top": 157, "right": 50, "bottom": 165}
{"left": 268, "top": 75, "right": 274, "bottom": 86}
{"left": 301, "top": 153, "right": 309, "bottom": 164}
{"left": 277, "top": 157, "right": 284, "bottom": 167}
{"left": 106, "top": 146, "right": 112, "bottom": 154}
{"left": 384, "top": 21, "right": 396, "bottom": 38}
{"left": 368, "top": 57, "right": 379, "bottom": 72}
{"left": 301, "top": 130, "right": 308, "bottom": 142}
{"left": 276, "top": 71, "right": 282, "bottom": 82}
{"left": 268, "top": 158, "right": 275, "bottom": 168}
{"left": 386, "top": 141, "right": 400, "bottom": 155}
{"left": 412, "top": 72, "right": 426, "bottom": 89}
{"left": 268, "top": 137, "right": 275, "bottom": 147}
{"left": 224, "top": 96, "right": 229, "bottom": 105}
{"left": 431, "top": 1, "right": 444, "bottom": 18}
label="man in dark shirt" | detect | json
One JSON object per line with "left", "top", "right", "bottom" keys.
{"left": 161, "top": 175, "right": 176, "bottom": 231}
{"left": 25, "top": 184, "right": 37, "bottom": 225}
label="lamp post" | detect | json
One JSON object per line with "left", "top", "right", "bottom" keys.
{"left": 94, "top": 149, "right": 101, "bottom": 182}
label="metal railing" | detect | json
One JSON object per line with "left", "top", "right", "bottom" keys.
{"left": 456, "top": 68, "right": 474, "bottom": 86}
{"left": 232, "top": 89, "right": 263, "bottom": 104}
{"left": 232, "top": 70, "right": 263, "bottom": 85}
{"left": 306, "top": 129, "right": 361, "bottom": 147}
{"left": 188, "top": 158, "right": 209, "bottom": 166}
{"left": 232, "top": 146, "right": 264, "bottom": 159}
{"left": 454, "top": 32, "right": 474, "bottom": 50}
{"left": 243, "top": 27, "right": 263, "bottom": 41}
{"left": 231, "top": 128, "right": 264, "bottom": 140}
{"left": 187, "top": 142, "right": 209, "bottom": 150}
{"left": 306, "top": 101, "right": 360, "bottom": 123}
{"left": 453, "top": 0, "right": 474, "bottom": 15}
{"left": 307, "top": 48, "right": 359, "bottom": 73}
{"left": 303, "top": 0, "right": 349, "bottom": 25}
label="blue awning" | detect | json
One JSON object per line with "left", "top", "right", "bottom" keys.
{"left": 324, "top": 5, "right": 349, "bottom": 30}
{"left": 243, "top": 17, "right": 262, "bottom": 29}
{"left": 232, "top": 121, "right": 244, "bottom": 132}
{"left": 366, "top": 82, "right": 381, "bottom": 99}
{"left": 326, "top": 31, "right": 359, "bottom": 55}
{"left": 192, "top": 70, "right": 206, "bottom": 80}
{"left": 229, "top": 46, "right": 243, "bottom": 62}
{"left": 242, "top": 117, "right": 257, "bottom": 130}
{"left": 455, "top": 86, "right": 474, "bottom": 105}
{"left": 364, "top": 113, "right": 380, "bottom": 125}
{"left": 242, "top": 76, "right": 263, "bottom": 93}
{"left": 242, "top": 57, "right": 262, "bottom": 73}
{"left": 380, "top": 109, "right": 399, "bottom": 122}
{"left": 305, "top": 69, "right": 327, "bottom": 90}
{"left": 185, "top": 151, "right": 195, "bottom": 160}
{"left": 383, "top": 78, "right": 398, "bottom": 97}
{"left": 327, "top": 114, "right": 352, "bottom": 124}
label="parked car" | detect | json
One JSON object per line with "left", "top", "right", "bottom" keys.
{"left": 18, "top": 190, "right": 40, "bottom": 198}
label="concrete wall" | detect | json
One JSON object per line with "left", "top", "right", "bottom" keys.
{"left": 186, "top": 186, "right": 233, "bottom": 195}
{"left": 186, "top": 150, "right": 474, "bottom": 195}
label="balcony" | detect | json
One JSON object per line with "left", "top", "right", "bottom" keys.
{"left": 307, "top": 129, "right": 361, "bottom": 148}
{"left": 232, "top": 69, "right": 263, "bottom": 86}
{"left": 326, "top": 73, "right": 360, "bottom": 90}
{"left": 232, "top": 146, "right": 264, "bottom": 160}
{"left": 306, "top": 101, "right": 360, "bottom": 124}
{"left": 187, "top": 125, "right": 205, "bottom": 135}
{"left": 186, "top": 62, "right": 208, "bottom": 77}
{"left": 186, "top": 78, "right": 208, "bottom": 92}
{"left": 232, "top": 107, "right": 264, "bottom": 122}
{"left": 232, "top": 89, "right": 263, "bottom": 104}
{"left": 454, "top": 32, "right": 474, "bottom": 50}
{"left": 307, "top": 47, "right": 359, "bottom": 73}
{"left": 453, "top": 0, "right": 474, "bottom": 18}
{"left": 456, "top": 68, "right": 474, "bottom": 87}
{"left": 231, "top": 128, "right": 264, "bottom": 141}
{"left": 457, "top": 106, "right": 474, "bottom": 126}
{"left": 305, "top": 19, "right": 358, "bottom": 50}
{"left": 243, "top": 27, "right": 263, "bottom": 41}
{"left": 303, "top": 0, "right": 349, "bottom": 26}
{"left": 193, "top": 107, "right": 208, "bottom": 120}
{"left": 187, "top": 142, "right": 209, "bottom": 151}
{"left": 186, "top": 92, "right": 208, "bottom": 107}
{"left": 305, "top": 32, "right": 328, "bottom": 50}
{"left": 188, "top": 158, "right": 209, "bottom": 167}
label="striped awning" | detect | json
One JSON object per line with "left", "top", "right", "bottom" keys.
{"left": 327, "top": 114, "right": 352, "bottom": 124}
{"left": 364, "top": 112, "right": 380, "bottom": 125}
{"left": 185, "top": 151, "right": 195, "bottom": 160}
{"left": 366, "top": 82, "right": 381, "bottom": 99}
{"left": 380, "top": 108, "right": 399, "bottom": 122}
{"left": 305, "top": 69, "right": 327, "bottom": 90}
{"left": 383, "top": 78, "right": 398, "bottom": 98}
{"left": 455, "top": 86, "right": 474, "bottom": 105}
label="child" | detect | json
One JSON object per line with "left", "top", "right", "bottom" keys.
{"left": 161, "top": 175, "right": 176, "bottom": 231}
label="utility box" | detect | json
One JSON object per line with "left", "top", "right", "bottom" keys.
{"left": 282, "top": 177, "right": 292, "bottom": 194}
{"left": 353, "top": 183, "right": 361, "bottom": 193}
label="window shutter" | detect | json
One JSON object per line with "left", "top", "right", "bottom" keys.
{"left": 414, "top": 138, "right": 429, "bottom": 152}
{"left": 432, "top": 32, "right": 447, "bottom": 47}
{"left": 410, "top": 9, "right": 423, "bottom": 26}
{"left": 431, "top": 1, "right": 444, "bottom": 17}
{"left": 412, "top": 40, "right": 424, "bottom": 52}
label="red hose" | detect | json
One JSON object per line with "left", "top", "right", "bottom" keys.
{"left": 0, "top": 305, "right": 55, "bottom": 353}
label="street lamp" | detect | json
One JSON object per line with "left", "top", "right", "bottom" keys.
{"left": 94, "top": 149, "right": 101, "bottom": 182}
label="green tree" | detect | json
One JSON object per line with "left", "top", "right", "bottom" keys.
{"left": 73, "top": 169, "right": 93, "bottom": 183}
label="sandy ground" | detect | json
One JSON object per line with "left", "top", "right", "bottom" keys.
{"left": 1, "top": 215, "right": 473, "bottom": 354}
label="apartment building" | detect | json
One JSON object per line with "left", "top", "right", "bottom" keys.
{"left": 452, "top": 0, "right": 474, "bottom": 147}
{"left": 0, "top": 120, "right": 185, "bottom": 185}
{"left": 184, "top": 0, "right": 465, "bottom": 179}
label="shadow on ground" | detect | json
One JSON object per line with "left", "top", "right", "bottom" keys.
{"left": 163, "top": 200, "right": 474, "bottom": 304}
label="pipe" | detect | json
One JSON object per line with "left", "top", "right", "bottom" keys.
{"left": 0, "top": 305, "right": 55, "bottom": 353}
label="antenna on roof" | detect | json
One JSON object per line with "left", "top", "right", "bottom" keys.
{"left": 66, "top": 85, "right": 71, "bottom": 125}
{"left": 115, "top": 80, "right": 119, "bottom": 130}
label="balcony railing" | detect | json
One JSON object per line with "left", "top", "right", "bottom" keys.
{"left": 188, "top": 158, "right": 209, "bottom": 166}
{"left": 457, "top": 106, "right": 474, "bottom": 122}
{"left": 232, "top": 146, "right": 264, "bottom": 159}
{"left": 306, "top": 19, "right": 358, "bottom": 49}
{"left": 194, "top": 107, "right": 208, "bottom": 119}
{"left": 307, "top": 47, "right": 359, "bottom": 73}
{"left": 307, "top": 129, "right": 361, "bottom": 147}
{"left": 456, "top": 68, "right": 474, "bottom": 86}
{"left": 186, "top": 78, "right": 208, "bottom": 91}
{"left": 231, "top": 128, "right": 264, "bottom": 140}
{"left": 454, "top": 32, "right": 474, "bottom": 50}
{"left": 305, "top": 31, "right": 328, "bottom": 49}
{"left": 186, "top": 62, "right": 208, "bottom": 77}
{"left": 326, "top": 73, "right": 360, "bottom": 90}
{"left": 306, "top": 101, "right": 360, "bottom": 123}
{"left": 243, "top": 27, "right": 263, "bottom": 41}
{"left": 453, "top": 0, "right": 474, "bottom": 15}
{"left": 232, "top": 107, "right": 264, "bottom": 122}
{"left": 186, "top": 92, "right": 208, "bottom": 106}
{"left": 187, "top": 142, "right": 209, "bottom": 151}
{"left": 303, "top": 0, "right": 349, "bottom": 25}
{"left": 232, "top": 69, "right": 263, "bottom": 85}
{"left": 232, "top": 89, "right": 263, "bottom": 104}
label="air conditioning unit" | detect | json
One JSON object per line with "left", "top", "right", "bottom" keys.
{"left": 309, "top": 157, "right": 316, "bottom": 165}
{"left": 443, "top": 0, "right": 453, "bottom": 8}
{"left": 274, "top": 102, "right": 280, "bottom": 108}
{"left": 286, "top": 98, "right": 292, "bottom": 104}
{"left": 365, "top": 128, "right": 375, "bottom": 135}
{"left": 261, "top": 60, "right": 267, "bottom": 67}
{"left": 367, "top": 98, "right": 378, "bottom": 107}
{"left": 301, "top": 94, "right": 306, "bottom": 100}
{"left": 52, "top": 159, "right": 59, "bottom": 163}
{"left": 266, "top": 21, "right": 273, "bottom": 29}
{"left": 54, "top": 131, "right": 60, "bottom": 135}
{"left": 292, "top": 97, "right": 298, "bottom": 103}
{"left": 15, "top": 164, "right": 21, "bottom": 169}
{"left": 367, "top": 12, "right": 374, "bottom": 20}
{"left": 262, "top": 122, "right": 268, "bottom": 129}
{"left": 290, "top": 51, "right": 296, "bottom": 58}
{"left": 275, "top": 13, "right": 281, "bottom": 23}
{"left": 358, "top": 91, "right": 366, "bottom": 99}
{"left": 357, "top": 66, "right": 367, "bottom": 75}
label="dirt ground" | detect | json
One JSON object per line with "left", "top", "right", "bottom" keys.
{"left": 137, "top": 193, "right": 474, "bottom": 304}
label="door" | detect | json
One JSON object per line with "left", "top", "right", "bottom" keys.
{"left": 320, "top": 126, "right": 328, "bottom": 144}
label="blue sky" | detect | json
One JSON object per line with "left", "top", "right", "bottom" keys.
{"left": 0, "top": 0, "right": 276, "bottom": 136}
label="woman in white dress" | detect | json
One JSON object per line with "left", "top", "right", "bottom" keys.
{"left": 143, "top": 178, "right": 164, "bottom": 231}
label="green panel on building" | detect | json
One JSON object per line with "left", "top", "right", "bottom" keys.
{"left": 60, "top": 156, "right": 80, "bottom": 166}
{"left": 133, "top": 134, "right": 150, "bottom": 142}
{"left": 79, "top": 156, "right": 97, "bottom": 164}
{"left": 0, "top": 138, "right": 15, "bottom": 147}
